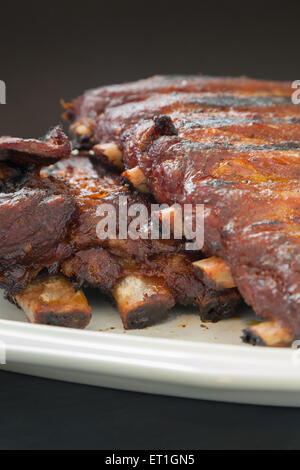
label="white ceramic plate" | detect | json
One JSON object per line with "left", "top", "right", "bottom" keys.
{"left": 0, "top": 289, "right": 300, "bottom": 407}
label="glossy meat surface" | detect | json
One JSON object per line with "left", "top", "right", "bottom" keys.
{"left": 65, "top": 75, "right": 295, "bottom": 148}
{"left": 66, "top": 75, "right": 300, "bottom": 335}
{"left": 0, "top": 126, "right": 71, "bottom": 165}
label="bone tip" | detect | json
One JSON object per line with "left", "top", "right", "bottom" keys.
{"left": 114, "top": 275, "right": 174, "bottom": 329}
{"left": 75, "top": 124, "right": 92, "bottom": 137}
{"left": 93, "top": 143, "right": 124, "bottom": 169}
{"left": 122, "top": 166, "right": 150, "bottom": 194}
{"left": 241, "top": 321, "right": 293, "bottom": 347}
{"left": 16, "top": 276, "right": 92, "bottom": 329}
{"left": 241, "top": 328, "right": 266, "bottom": 346}
{"left": 123, "top": 295, "right": 174, "bottom": 329}
{"left": 36, "top": 309, "right": 92, "bottom": 329}
{"left": 192, "top": 257, "right": 236, "bottom": 290}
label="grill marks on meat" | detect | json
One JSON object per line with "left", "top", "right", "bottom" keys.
{"left": 64, "top": 75, "right": 292, "bottom": 134}
{"left": 64, "top": 75, "right": 297, "bottom": 149}
{"left": 64, "top": 75, "right": 300, "bottom": 338}
{"left": 141, "top": 146, "right": 300, "bottom": 337}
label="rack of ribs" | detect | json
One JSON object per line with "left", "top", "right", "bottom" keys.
{"left": 0, "top": 127, "right": 92, "bottom": 328}
{"left": 63, "top": 74, "right": 300, "bottom": 345}
{"left": 0, "top": 132, "right": 240, "bottom": 330}
{"left": 42, "top": 153, "right": 241, "bottom": 329}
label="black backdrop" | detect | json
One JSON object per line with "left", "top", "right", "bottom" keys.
{"left": 0, "top": 1, "right": 299, "bottom": 137}
{"left": 0, "top": 0, "right": 300, "bottom": 450}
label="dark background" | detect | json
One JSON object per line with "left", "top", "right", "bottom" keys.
{"left": 0, "top": 1, "right": 299, "bottom": 137}
{"left": 1, "top": 369, "right": 300, "bottom": 451}
{"left": 0, "top": 0, "right": 300, "bottom": 450}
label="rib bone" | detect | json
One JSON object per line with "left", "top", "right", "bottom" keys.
{"left": 113, "top": 274, "right": 175, "bottom": 329}
{"left": 242, "top": 321, "right": 293, "bottom": 347}
{"left": 93, "top": 143, "right": 123, "bottom": 169}
{"left": 193, "top": 256, "right": 236, "bottom": 290}
{"left": 122, "top": 167, "right": 150, "bottom": 193}
{"left": 14, "top": 275, "right": 92, "bottom": 329}
{"left": 70, "top": 119, "right": 94, "bottom": 143}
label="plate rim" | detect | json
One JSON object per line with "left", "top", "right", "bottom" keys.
{"left": 1, "top": 317, "right": 300, "bottom": 397}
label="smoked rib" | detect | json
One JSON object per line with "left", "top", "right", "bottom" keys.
{"left": 64, "top": 75, "right": 300, "bottom": 337}
{"left": 46, "top": 154, "right": 241, "bottom": 328}
{"left": 0, "top": 132, "right": 241, "bottom": 330}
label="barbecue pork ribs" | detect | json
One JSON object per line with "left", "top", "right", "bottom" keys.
{"left": 0, "top": 127, "right": 75, "bottom": 294}
{"left": 42, "top": 154, "right": 240, "bottom": 329}
{"left": 64, "top": 74, "right": 300, "bottom": 340}
{"left": 0, "top": 131, "right": 240, "bottom": 329}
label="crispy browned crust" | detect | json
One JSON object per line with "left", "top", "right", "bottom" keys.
{"left": 63, "top": 75, "right": 294, "bottom": 148}
{"left": 199, "top": 289, "right": 242, "bottom": 323}
{"left": 62, "top": 247, "right": 122, "bottom": 294}
{"left": 42, "top": 155, "right": 186, "bottom": 259}
{"left": 0, "top": 128, "right": 75, "bottom": 295}
{"left": 33, "top": 309, "right": 91, "bottom": 329}
{"left": 0, "top": 173, "right": 76, "bottom": 294}
{"left": 0, "top": 126, "right": 71, "bottom": 165}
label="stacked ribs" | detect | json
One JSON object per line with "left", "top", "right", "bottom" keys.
{"left": 0, "top": 126, "right": 240, "bottom": 331}
{"left": 63, "top": 75, "right": 300, "bottom": 346}
{"left": 1, "top": 74, "right": 299, "bottom": 347}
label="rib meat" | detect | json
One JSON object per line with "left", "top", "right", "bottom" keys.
{"left": 0, "top": 123, "right": 241, "bottom": 330}
{"left": 0, "top": 129, "right": 76, "bottom": 295}
{"left": 43, "top": 154, "right": 241, "bottom": 328}
{"left": 64, "top": 75, "right": 300, "bottom": 338}
{"left": 0, "top": 126, "right": 240, "bottom": 330}
{"left": 63, "top": 75, "right": 294, "bottom": 148}
{"left": 0, "top": 126, "right": 71, "bottom": 165}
